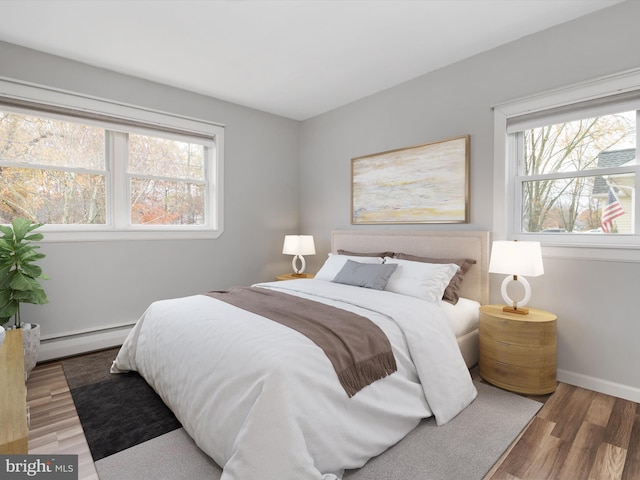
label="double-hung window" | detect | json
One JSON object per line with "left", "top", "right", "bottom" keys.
{"left": 494, "top": 69, "right": 640, "bottom": 252}
{"left": 0, "top": 80, "right": 224, "bottom": 241}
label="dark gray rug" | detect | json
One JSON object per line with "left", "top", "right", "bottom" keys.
{"left": 65, "top": 348, "right": 542, "bottom": 479}
{"left": 62, "top": 348, "right": 181, "bottom": 461}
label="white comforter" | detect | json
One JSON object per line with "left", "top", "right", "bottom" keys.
{"left": 111, "top": 279, "right": 477, "bottom": 480}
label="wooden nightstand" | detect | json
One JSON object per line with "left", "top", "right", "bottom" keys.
{"left": 479, "top": 304, "right": 557, "bottom": 395}
{"left": 275, "top": 273, "right": 315, "bottom": 281}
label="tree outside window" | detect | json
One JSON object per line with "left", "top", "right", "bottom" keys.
{"left": 0, "top": 110, "right": 210, "bottom": 229}
{"left": 516, "top": 111, "right": 636, "bottom": 234}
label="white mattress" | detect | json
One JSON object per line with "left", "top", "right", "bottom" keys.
{"left": 440, "top": 297, "right": 480, "bottom": 338}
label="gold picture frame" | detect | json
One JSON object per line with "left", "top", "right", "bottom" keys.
{"left": 351, "top": 135, "right": 470, "bottom": 224}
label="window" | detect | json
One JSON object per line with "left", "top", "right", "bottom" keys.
{"left": 128, "top": 133, "right": 206, "bottom": 226}
{"left": 494, "top": 69, "right": 640, "bottom": 252}
{"left": 0, "top": 80, "right": 223, "bottom": 241}
{"left": 514, "top": 110, "right": 636, "bottom": 236}
{"left": 0, "top": 113, "right": 108, "bottom": 225}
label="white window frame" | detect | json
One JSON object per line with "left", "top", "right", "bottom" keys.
{"left": 0, "top": 78, "right": 224, "bottom": 241}
{"left": 493, "top": 68, "right": 640, "bottom": 262}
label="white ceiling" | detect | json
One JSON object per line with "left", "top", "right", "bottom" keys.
{"left": 0, "top": 0, "right": 625, "bottom": 120}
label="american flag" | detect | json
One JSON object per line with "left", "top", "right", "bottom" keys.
{"left": 601, "top": 187, "right": 625, "bottom": 233}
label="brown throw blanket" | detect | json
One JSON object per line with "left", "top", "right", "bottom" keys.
{"left": 205, "top": 286, "right": 397, "bottom": 397}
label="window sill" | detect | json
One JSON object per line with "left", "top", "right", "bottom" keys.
{"left": 539, "top": 242, "right": 640, "bottom": 263}
{"left": 39, "top": 228, "right": 224, "bottom": 243}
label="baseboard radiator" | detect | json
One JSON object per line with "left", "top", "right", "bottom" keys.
{"left": 38, "top": 322, "right": 135, "bottom": 362}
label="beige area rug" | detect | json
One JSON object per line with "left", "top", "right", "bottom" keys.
{"left": 94, "top": 381, "right": 541, "bottom": 480}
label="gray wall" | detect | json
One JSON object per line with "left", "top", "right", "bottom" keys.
{"left": 299, "top": 0, "right": 640, "bottom": 401}
{"left": 0, "top": 42, "right": 301, "bottom": 353}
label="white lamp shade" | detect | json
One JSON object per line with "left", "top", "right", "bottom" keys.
{"left": 282, "top": 235, "right": 316, "bottom": 256}
{"left": 488, "top": 241, "right": 544, "bottom": 277}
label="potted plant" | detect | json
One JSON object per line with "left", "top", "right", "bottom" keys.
{"left": 0, "top": 217, "right": 49, "bottom": 377}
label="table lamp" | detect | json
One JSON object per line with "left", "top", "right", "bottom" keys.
{"left": 488, "top": 240, "right": 544, "bottom": 315}
{"left": 282, "top": 235, "right": 315, "bottom": 275}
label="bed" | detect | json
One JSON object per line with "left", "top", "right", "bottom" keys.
{"left": 331, "top": 230, "right": 490, "bottom": 368}
{"left": 112, "top": 230, "right": 490, "bottom": 480}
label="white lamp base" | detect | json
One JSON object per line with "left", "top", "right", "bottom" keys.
{"left": 500, "top": 274, "right": 531, "bottom": 315}
{"left": 291, "top": 255, "right": 307, "bottom": 275}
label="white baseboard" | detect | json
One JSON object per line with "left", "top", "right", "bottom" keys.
{"left": 558, "top": 369, "right": 640, "bottom": 403}
{"left": 38, "top": 325, "right": 133, "bottom": 362}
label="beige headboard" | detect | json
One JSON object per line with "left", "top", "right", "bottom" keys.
{"left": 331, "top": 230, "right": 490, "bottom": 305}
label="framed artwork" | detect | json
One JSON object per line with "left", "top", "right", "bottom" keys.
{"left": 351, "top": 135, "right": 469, "bottom": 224}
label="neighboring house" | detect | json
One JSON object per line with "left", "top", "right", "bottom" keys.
{"left": 592, "top": 148, "right": 636, "bottom": 233}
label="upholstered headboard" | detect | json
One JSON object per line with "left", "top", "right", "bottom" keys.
{"left": 331, "top": 230, "right": 490, "bottom": 305}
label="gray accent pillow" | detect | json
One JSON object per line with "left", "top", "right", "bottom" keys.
{"left": 332, "top": 260, "right": 398, "bottom": 290}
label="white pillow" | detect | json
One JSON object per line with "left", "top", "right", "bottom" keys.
{"left": 383, "top": 257, "right": 460, "bottom": 304}
{"left": 315, "top": 253, "right": 384, "bottom": 281}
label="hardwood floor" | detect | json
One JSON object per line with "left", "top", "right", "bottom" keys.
{"left": 484, "top": 382, "right": 640, "bottom": 480}
{"left": 26, "top": 361, "right": 98, "bottom": 480}
{"left": 26, "top": 355, "right": 639, "bottom": 480}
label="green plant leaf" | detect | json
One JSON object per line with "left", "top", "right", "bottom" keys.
{"left": 24, "top": 233, "right": 44, "bottom": 242}
{"left": 13, "top": 288, "right": 47, "bottom": 304}
{"left": 20, "top": 263, "right": 43, "bottom": 278}
{"left": 0, "top": 293, "right": 19, "bottom": 319}
{"left": 11, "top": 217, "right": 35, "bottom": 243}
{"left": 17, "top": 243, "right": 41, "bottom": 255}
{"left": 4, "top": 269, "right": 17, "bottom": 285}
{"left": 11, "top": 218, "right": 43, "bottom": 240}
{"left": 0, "top": 263, "right": 14, "bottom": 277}
{"left": 0, "top": 238, "right": 13, "bottom": 252}
{"left": 0, "top": 288, "right": 12, "bottom": 304}
{"left": 9, "top": 271, "right": 42, "bottom": 291}
{"left": 22, "top": 253, "right": 46, "bottom": 264}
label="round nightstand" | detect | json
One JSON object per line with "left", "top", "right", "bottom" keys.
{"left": 275, "top": 273, "right": 315, "bottom": 281}
{"left": 479, "top": 304, "right": 557, "bottom": 395}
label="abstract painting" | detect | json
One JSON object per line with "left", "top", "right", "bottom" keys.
{"left": 352, "top": 135, "right": 469, "bottom": 224}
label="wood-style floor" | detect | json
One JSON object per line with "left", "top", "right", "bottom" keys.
{"left": 482, "top": 382, "right": 640, "bottom": 479}
{"left": 26, "top": 354, "right": 640, "bottom": 480}
{"left": 26, "top": 361, "right": 99, "bottom": 480}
